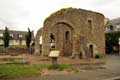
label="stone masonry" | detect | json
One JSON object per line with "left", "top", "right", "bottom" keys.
{"left": 35, "top": 8, "right": 105, "bottom": 58}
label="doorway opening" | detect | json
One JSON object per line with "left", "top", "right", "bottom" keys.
{"left": 89, "top": 45, "right": 93, "bottom": 58}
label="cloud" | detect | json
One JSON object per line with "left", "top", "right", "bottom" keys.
{"left": 0, "top": 0, "right": 30, "bottom": 30}
{"left": 92, "top": 0, "right": 120, "bottom": 19}
{"left": 0, "top": 0, "right": 120, "bottom": 34}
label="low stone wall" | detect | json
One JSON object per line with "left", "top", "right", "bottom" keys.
{"left": 0, "top": 47, "right": 28, "bottom": 55}
{"left": 0, "top": 47, "right": 7, "bottom": 54}
{"left": 8, "top": 48, "right": 27, "bottom": 55}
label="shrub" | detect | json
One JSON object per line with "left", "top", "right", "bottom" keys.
{"left": 48, "top": 64, "right": 71, "bottom": 71}
{"left": 105, "top": 31, "right": 120, "bottom": 53}
{"left": 95, "top": 53, "right": 104, "bottom": 59}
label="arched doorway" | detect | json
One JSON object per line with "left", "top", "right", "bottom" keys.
{"left": 51, "top": 22, "right": 73, "bottom": 56}
{"left": 89, "top": 45, "right": 93, "bottom": 58}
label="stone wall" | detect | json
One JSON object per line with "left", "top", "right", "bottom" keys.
{"left": 0, "top": 47, "right": 27, "bottom": 55}
{"left": 35, "top": 28, "right": 43, "bottom": 55}
{"left": 36, "top": 8, "right": 105, "bottom": 58}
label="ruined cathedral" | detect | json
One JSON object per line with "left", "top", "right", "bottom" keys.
{"left": 35, "top": 8, "right": 105, "bottom": 59}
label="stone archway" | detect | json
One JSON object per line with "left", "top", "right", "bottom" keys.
{"left": 50, "top": 22, "right": 74, "bottom": 56}
{"left": 35, "top": 28, "right": 43, "bottom": 55}
{"left": 87, "top": 43, "right": 97, "bottom": 58}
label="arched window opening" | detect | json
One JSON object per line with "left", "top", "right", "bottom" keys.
{"left": 50, "top": 34, "right": 55, "bottom": 42}
{"left": 39, "top": 36, "right": 42, "bottom": 44}
{"left": 88, "top": 20, "right": 92, "bottom": 30}
{"left": 50, "top": 33, "right": 55, "bottom": 50}
{"left": 65, "top": 31, "right": 69, "bottom": 41}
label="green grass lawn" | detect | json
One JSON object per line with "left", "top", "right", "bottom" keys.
{"left": 0, "top": 64, "right": 41, "bottom": 79}
{"left": 0, "top": 64, "right": 74, "bottom": 79}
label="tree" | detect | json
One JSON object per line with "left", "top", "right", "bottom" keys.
{"left": 25, "top": 28, "right": 32, "bottom": 48}
{"left": 3, "top": 27, "right": 10, "bottom": 48}
{"left": 105, "top": 31, "right": 120, "bottom": 53}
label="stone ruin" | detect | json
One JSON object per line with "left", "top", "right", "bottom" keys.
{"left": 35, "top": 8, "right": 105, "bottom": 59}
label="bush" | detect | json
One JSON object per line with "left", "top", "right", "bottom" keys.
{"left": 95, "top": 53, "right": 104, "bottom": 59}
{"left": 48, "top": 64, "right": 71, "bottom": 71}
{"left": 105, "top": 31, "right": 120, "bottom": 53}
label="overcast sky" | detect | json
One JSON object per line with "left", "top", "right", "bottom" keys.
{"left": 0, "top": 0, "right": 120, "bottom": 34}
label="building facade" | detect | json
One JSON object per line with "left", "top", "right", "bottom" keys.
{"left": 105, "top": 18, "right": 120, "bottom": 54}
{"left": 106, "top": 18, "right": 120, "bottom": 32}
{"left": 0, "top": 30, "right": 34, "bottom": 46}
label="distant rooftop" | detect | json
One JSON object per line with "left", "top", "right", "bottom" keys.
{"left": 0, "top": 29, "right": 34, "bottom": 40}
{"left": 106, "top": 17, "right": 120, "bottom": 33}
{"left": 107, "top": 17, "right": 120, "bottom": 25}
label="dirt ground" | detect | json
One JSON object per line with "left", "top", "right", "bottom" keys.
{"left": 0, "top": 53, "right": 105, "bottom": 65}
{"left": 2, "top": 54, "right": 120, "bottom": 80}
{"left": 23, "top": 54, "right": 105, "bottom": 65}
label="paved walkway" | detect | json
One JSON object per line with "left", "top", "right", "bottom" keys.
{"left": 4, "top": 55, "right": 120, "bottom": 80}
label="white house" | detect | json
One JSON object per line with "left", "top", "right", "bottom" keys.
{"left": 0, "top": 30, "right": 34, "bottom": 46}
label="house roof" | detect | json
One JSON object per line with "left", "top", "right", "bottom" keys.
{"left": 107, "top": 17, "right": 120, "bottom": 26}
{"left": 0, "top": 30, "right": 34, "bottom": 40}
